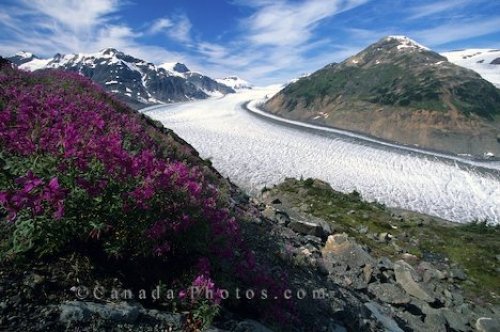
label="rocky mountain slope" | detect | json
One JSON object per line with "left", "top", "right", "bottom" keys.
{"left": 442, "top": 49, "right": 500, "bottom": 88}
{"left": 264, "top": 36, "right": 500, "bottom": 157}
{"left": 7, "top": 49, "right": 234, "bottom": 109}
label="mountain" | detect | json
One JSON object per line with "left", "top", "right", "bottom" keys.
{"left": 441, "top": 49, "right": 500, "bottom": 88}
{"left": 7, "top": 48, "right": 234, "bottom": 109}
{"left": 7, "top": 51, "right": 37, "bottom": 65}
{"left": 264, "top": 36, "right": 500, "bottom": 157}
{"left": 216, "top": 76, "right": 252, "bottom": 90}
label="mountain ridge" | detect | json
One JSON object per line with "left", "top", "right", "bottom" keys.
{"left": 7, "top": 48, "right": 235, "bottom": 109}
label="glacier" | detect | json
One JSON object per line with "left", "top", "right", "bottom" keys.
{"left": 143, "top": 87, "right": 500, "bottom": 224}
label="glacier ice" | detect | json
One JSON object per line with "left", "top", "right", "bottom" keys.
{"left": 143, "top": 87, "right": 500, "bottom": 224}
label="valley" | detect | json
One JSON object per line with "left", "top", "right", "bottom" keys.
{"left": 143, "top": 88, "right": 500, "bottom": 224}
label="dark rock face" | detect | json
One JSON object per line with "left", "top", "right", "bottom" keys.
{"left": 490, "top": 57, "right": 500, "bottom": 65}
{"left": 8, "top": 49, "right": 234, "bottom": 109}
{"left": 186, "top": 73, "right": 235, "bottom": 95}
{"left": 7, "top": 52, "right": 36, "bottom": 65}
{"left": 265, "top": 36, "right": 500, "bottom": 157}
{"left": 0, "top": 57, "right": 13, "bottom": 69}
{"left": 173, "top": 63, "right": 189, "bottom": 73}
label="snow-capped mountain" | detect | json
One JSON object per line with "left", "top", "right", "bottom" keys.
{"left": 215, "top": 76, "right": 252, "bottom": 90}
{"left": 265, "top": 35, "right": 500, "bottom": 157}
{"left": 441, "top": 49, "right": 500, "bottom": 87}
{"left": 7, "top": 49, "right": 234, "bottom": 109}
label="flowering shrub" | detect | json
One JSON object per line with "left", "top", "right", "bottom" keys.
{"left": 0, "top": 65, "right": 295, "bottom": 326}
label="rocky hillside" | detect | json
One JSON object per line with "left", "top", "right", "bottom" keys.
{"left": 7, "top": 49, "right": 234, "bottom": 109}
{"left": 265, "top": 36, "right": 500, "bottom": 157}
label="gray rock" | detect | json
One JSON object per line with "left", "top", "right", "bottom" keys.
{"left": 262, "top": 207, "right": 290, "bottom": 225}
{"left": 401, "top": 253, "right": 419, "bottom": 265}
{"left": 441, "top": 308, "right": 469, "bottom": 332}
{"left": 364, "top": 302, "right": 404, "bottom": 332}
{"left": 328, "top": 322, "right": 348, "bottom": 332}
{"left": 363, "top": 264, "right": 374, "bottom": 284}
{"left": 394, "top": 260, "right": 435, "bottom": 302}
{"left": 322, "top": 233, "right": 375, "bottom": 269}
{"left": 289, "top": 219, "right": 327, "bottom": 238}
{"left": 396, "top": 311, "right": 427, "bottom": 332}
{"left": 367, "top": 283, "right": 410, "bottom": 304}
{"left": 262, "top": 206, "right": 276, "bottom": 220}
{"left": 424, "top": 314, "right": 447, "bottom": 332}
{"left": 144, "top": 310, "right": 182, "bottom": 327}
{"left": 275, "top": 211, "right": 291, "bottom": 225}
{"left": 476, "top": 317, "right": 500, "bottom": 332}
{"left": 59, "top": 301, "right": 92, "bottom": 323}
{"left": 450, "top": 268, "right": 467, "bottom": 281}
{"left": 234, "top": 319, "right": 274, "bottom": 332}
{"left": 377, "top": 257, "right": 394, "bottom": 271}
{"left": 59, "top": 301, "right": 141, "bottom": 324}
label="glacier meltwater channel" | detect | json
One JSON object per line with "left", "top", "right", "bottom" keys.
{"left": 142, "top": 86, "right": 500, "bottom": 224}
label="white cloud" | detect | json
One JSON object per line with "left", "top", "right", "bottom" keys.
{"left": 408, "top": 0, "right": 477, "bottom": 20}
{"left": 414, "top": 17, "right": 500, "bottom": 46}
{"left": 0, "top": 0, "right": 188, "bottom": 64}
{"left": 166, "top": 15, "right": 192, "bottom": 43}
{"left": 19, "top": 0, "right": 119, "bottom": 34}
{"left": 147, "top": 15, "right": 192, "bottom": 44}
{"left": 243, "top": 0, "right": 370, "bottom": 47}
{"left": 186, "top": 0, "right": 370, "bottom": 83}
{"left": 148, "top": 18, "right": 173, "bottom": 34}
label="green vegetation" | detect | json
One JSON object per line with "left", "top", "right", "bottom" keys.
{"left": 276, "top": 39, "right": 500, "bottom": 119}
{"left": 270, "top": 178, "right": 500, "bottom": 303}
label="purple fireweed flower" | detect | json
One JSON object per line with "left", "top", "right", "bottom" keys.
{"left": 16, "top": 171, "right": 43, "bottom": 193}
{"left": 0, "top": 192, "right": 7, "bottom": 205}
{"left": 53, "top": 200, "right": 65, "bottom": 220}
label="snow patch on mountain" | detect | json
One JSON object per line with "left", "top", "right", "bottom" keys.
{"left": 441, "top": 49, "right": 500, "bottom": 87}
{"left": 216, "top": 76, "right": 252, "bottom": 90}
{"left": 385, "top": 35, "right": 430, "bottom": 51}
{"left": 19, "top": 58, "right": 50, "bottom": 71}
{"left": 158, "top": 62, "right": 188, "bottom": 78}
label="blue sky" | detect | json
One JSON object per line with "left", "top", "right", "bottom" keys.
{"left": 1, "top": 0, "right": 500, "bottom": 84}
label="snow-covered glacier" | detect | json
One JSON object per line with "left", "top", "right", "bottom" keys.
{"left": 143, "top": 87, "right": 500, "bottom": 224}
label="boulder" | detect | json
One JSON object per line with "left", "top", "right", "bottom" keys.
{"left": 367, "top": 283, "right": 410, "bottom": 304}
{"left": 322, "top": 234, "right": 375, "bottom": 269}
{"left": 364, "top": 302, "right": 404, "bottom": 332}
{"left": 377, "top": 257, "right": 394, "bottom": 271}
{"left": 59, "top": 301, "right": 142, "bottom": 324}
{"left": 394, "top": 260, "right": 435, "bottom": 302}
{"left": 288, "top": 216, "right": 331, "bottom": 238}
{"left": 476, "top": 317, "right": 500, "bottom": 332}
{"left": 441, "top": 308, "right": 469, "bottom": 332}
{"left": 262, "top": 207, "right": 290, "bottom": 225}
{"left": 423, "top": 314, "right": 447, "bottom": 332}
